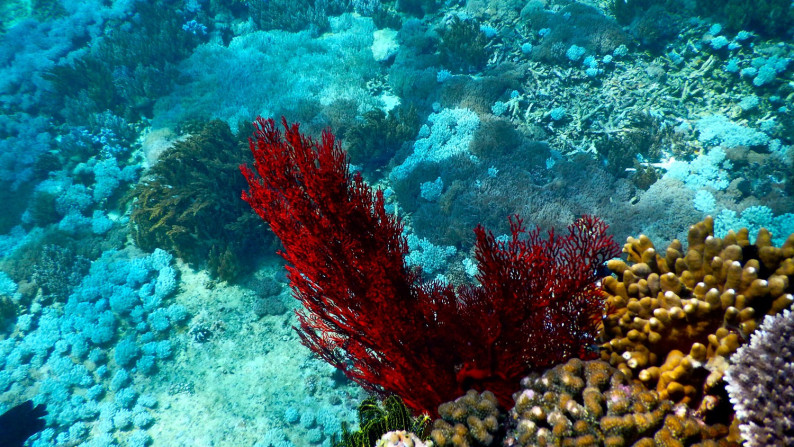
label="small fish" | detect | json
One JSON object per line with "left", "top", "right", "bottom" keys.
{"left": 0, "top": 400, "right": 47, "bottom": 447}
{"left": 595, "top": 262, "right": 613, "bottom": 279}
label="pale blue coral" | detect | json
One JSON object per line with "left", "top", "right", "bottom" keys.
{"left": 405, "top": 234, "right": 457, "bottom": 275}
{"left": 420, "top": 177, "right": 444, "bottom": 201}
{"left": 714, "top": 206, "right": 794, "bottom": 246}
{"left": 664, "top": 147, "right": 731, "bottom": 190}
{"left": 696, "top": 115, "right": 769, "bottom": 148}
{"left": 391, "top": 108, "right": 480, "bottom": 181}
{"left": 693, "top": 189, "right": 717, "bottom": 213}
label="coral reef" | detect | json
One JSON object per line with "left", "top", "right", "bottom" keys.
{"left": 524, "top": 3, "right": 628, "bottom": 64}
{"left": 600, "top": 216, "right": 794, "bottom": 418}
{"left": 396, "top": 0, "right": 440, "bottom": 18}
{"left": 129, "top": 120, "right": 271, "bottom": 281}
{"left": 609, "top": 1, "right": 685, "bottom": 51}
{"left": 724, "top": 308, "right": 794, "bottom": 447}
{"left": 596, "top": 111, "right": 670, "bottom": 180}
{"left": 246, "top": 0, "right": 350, "bottom": 34}
{"left": 242, "top": 117, "right": 620, "bottom": 414}
{"left": 430, "top": 390, "right": 501, "bottom": 446}
{"left": 376, "top": 430, "right": 430, "bottom": 447}
{"left": 0, "top": 293, "right": 15, "bottom": 325}
{"left": 31, "top": 244, "right": 90, "bottom": 302}
{"left": 504, "top": 358, "right": 730, "bottom": 446}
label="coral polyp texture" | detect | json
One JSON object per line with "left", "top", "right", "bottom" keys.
{"left": 504, "top": 358, "right": 729, "bottom": 447}
{"left": 724, "top": 308, "right": 794, "bottom": 447}
{"left": 429, "top": 390, "right": 501, "bottom": 446}
{"left": 600, "top": 216, "right": 794, "bottom": 418}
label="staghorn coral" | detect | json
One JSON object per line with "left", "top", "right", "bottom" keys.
{"left": 504, "top": 358, "right": 730, "bottom": 447}
{"left": 600, "top": 216, "right": 794, "bottom": 419}
{"left": 129, "top": 120, "right": 271, "bottom": 281}
{"left": 430, "top": 390, "right": 501, "bottom": 446}
{"left": 724, "top": 308, "right": 794, "bottom": 447}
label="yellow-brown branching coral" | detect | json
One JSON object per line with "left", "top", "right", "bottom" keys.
{"left": 600, "top": 216, "right": 794, "bottom": 418}
{"left": 430, "top": 390, "right": 501, "bottom": 447}
{"left": 503, "top": 358, "right": 729, "bottom": 447}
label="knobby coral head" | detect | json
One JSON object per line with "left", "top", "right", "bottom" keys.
{"left": 240, "top": 116, "right": 621, "bottom": 416}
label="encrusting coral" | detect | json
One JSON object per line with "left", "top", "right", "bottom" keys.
{"left": 600, "top": 216, "right": 794, "bottom": 421}
{"left": 503, "top": 358, "right": 730, "bottom": 447}
{"left": 724, "top": 308, "right": 794, "bottom": 447}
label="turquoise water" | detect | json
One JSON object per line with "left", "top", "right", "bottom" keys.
{"left": 0, "top": 0, "right": 792, "bottom": 446}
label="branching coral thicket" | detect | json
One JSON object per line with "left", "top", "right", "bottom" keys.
{"left": 129, "top": 120, "right": 270, "bottom": 281}
{"left": 600, "top": 216, "right": 794, "bottom": 421}
{"left": 241, "top": 117, "right": 620, "bottom": 415}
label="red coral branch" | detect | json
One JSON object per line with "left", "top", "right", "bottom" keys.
{"left": 241, "top": 117, "right": 621, "bottom": 415}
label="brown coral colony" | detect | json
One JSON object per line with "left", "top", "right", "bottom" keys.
{"left": 600, "top": 216, "right": 794, "bottom": 422}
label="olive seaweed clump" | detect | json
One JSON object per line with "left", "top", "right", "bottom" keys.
{"left": 129, "top": 120, "right": 272, "bottom": 281}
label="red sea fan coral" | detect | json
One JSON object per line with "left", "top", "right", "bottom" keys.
{"left": 241, "top": 117, "right": 620, "bottom": 415}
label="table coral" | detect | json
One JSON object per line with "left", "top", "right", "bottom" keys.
{"left": 600, "top": 216, "right": 794, "bottom": 419}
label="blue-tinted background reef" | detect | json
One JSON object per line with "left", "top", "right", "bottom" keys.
{"left": 0, "top": 0, "right": 793, "bottom": 446}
